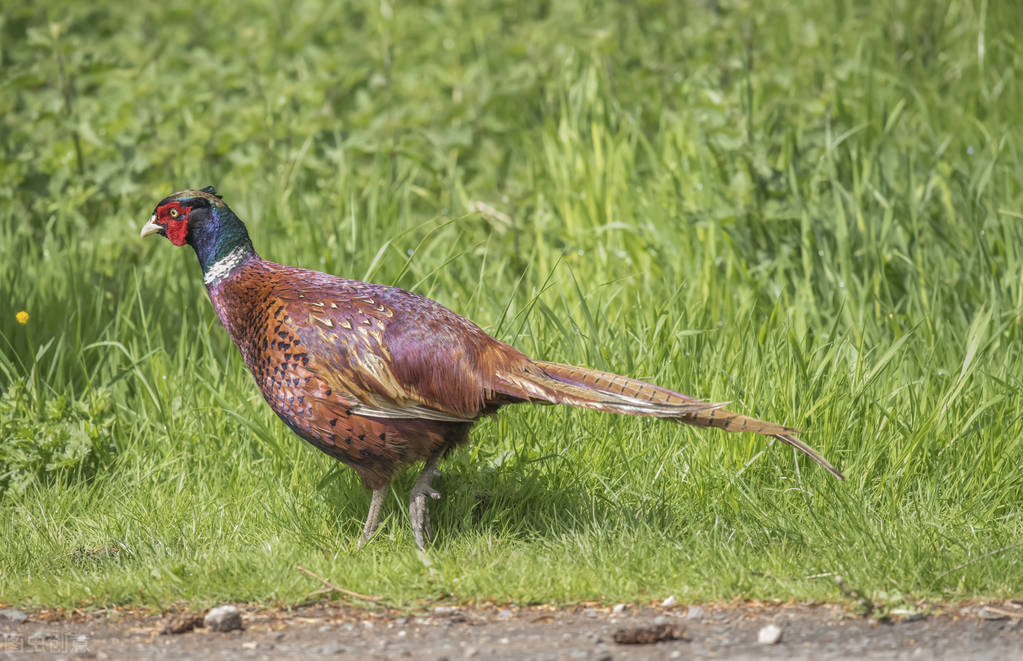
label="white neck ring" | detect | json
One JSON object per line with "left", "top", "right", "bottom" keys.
{"left": 204, "top": 246, "right": 248, "bottom": 286}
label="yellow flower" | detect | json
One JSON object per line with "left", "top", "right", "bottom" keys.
{"left": 16, "top": 311, "right": 29, "bottom": 325}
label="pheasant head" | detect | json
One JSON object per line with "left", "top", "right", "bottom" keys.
{"left": 140, "top": 186, "right": 255, "bottom": 283}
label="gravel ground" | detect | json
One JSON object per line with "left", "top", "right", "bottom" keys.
{"left": 3, "top": 601, "right": 1022, "bottom": 660}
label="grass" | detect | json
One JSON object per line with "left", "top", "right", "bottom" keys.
{"left": 1, "top": 0, "right": 1022, "bottom": 609}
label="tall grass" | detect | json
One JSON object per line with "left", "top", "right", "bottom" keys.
{"left": 1, "top": 0, "right": 1022, "bottom": 608}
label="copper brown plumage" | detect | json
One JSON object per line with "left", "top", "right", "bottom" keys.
{"left": 141, "top": 188, "right": 845, "bottom": 548}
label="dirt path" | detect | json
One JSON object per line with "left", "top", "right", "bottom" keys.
{"left": 3, "top": 601, "right": 1022, "bottom": 660}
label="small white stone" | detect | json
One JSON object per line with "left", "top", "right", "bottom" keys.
{"left": 758, "top": 624, "right": 783, "bottom": 645}
{"left": 0, "top": 608, "right": 27, "bottom": 623}
{"left": 661, "top": 596, "right": 678, "bottom": 608}
{"left": 204, "top": 605, "right": 243, "bottom": 632}
{"left": 612, "top": 603, "right": 626, "bottom": 614}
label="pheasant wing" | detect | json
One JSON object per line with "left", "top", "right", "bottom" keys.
{"left": 274, "top": 278, "right": 517, "bottom": 422}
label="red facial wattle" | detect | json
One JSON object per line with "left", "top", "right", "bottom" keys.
{"left": 160, "top": 201, "right": 190, "bottom": 246}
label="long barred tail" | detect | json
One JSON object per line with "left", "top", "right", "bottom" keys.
{"left": 496, "top": 360, "right": 845, "bottom": 481}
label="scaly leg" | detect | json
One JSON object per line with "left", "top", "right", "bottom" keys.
{"left": 409, "top": 450, "right": 444, "bottom": 548}
{"left": 357, "top": 485, "right": 389, "bottom": 549}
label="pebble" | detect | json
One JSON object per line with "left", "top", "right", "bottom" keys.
{"left": 582, "top": 608, "right": 598, "bottom": 618}
{"left": 496, "top": 609, "right": 514, "bottom": 619}
{"left": 316, "top": 643, "right": 347, "bottom": 655}
{"left": 653, "top": 615, "right": 669, "bottom": 625}
{"left": 891, "top": 609, "right": 926, "bottom": 623}
{"left": 976, "top": 607, "right": 1008, "bottom": 621}
{"left": 612, "top": 603, "right": 626, "bottom": 614}
{"left": 685, "top": 606, "right": 705, "bottom": 620}
{"left": 204, "top": 605, "right": 243, "bottom": 633}
{"left": 433, "top": 606, "right": 456, "bottom": 616}
{"left": 758, "top": 624, "right": 783, "bottom": 645}
{"left": 661, "top": 596, "right": 678, "bottom": 608}
{"left": 0, "top": 608, "right": 28, "bottom": 623}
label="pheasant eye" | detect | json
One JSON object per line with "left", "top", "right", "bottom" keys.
{"left": 169, "top": 208, "right": 179, "bottom": 218}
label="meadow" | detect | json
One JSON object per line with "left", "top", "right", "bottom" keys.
{"left": 1, "top": 0, "right": 1022, "bottom": 609}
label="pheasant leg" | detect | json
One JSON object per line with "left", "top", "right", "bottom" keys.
{"left": 357, "top": 485, "right": 389, "bottom": 549}
{"left": 409, "top": 450, "right": 444, "bottom": 548}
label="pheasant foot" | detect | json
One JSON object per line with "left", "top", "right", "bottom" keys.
{"left": 409, "top": 451, "right": 444, "bottom": 548}
{"left": 357, "top": 485, "right": 389, "bottom": 549}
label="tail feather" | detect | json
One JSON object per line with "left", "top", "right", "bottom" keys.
{"left": 496, "top": 360, "right": 724, "bottom": 417}
{"left": 771, "top": 433, "right": 846, "bottom": 481}
{"left": 495, "top": 360, "right": 845, "bottom": 481}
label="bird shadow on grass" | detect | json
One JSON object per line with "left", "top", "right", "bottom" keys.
{"left": 309, "top": 453, "right": 683, "bottom": 546}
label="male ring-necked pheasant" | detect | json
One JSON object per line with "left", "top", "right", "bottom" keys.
{"left": 141, "top": 187, "right": 844, "bottom": 548}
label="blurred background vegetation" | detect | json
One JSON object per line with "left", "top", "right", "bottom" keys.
{"left": 1, "top": 0, "right": 1022, "bottom": 607}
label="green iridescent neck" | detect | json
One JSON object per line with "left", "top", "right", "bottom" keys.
{"left": 191, "top": 204, "right": 256, "bottom": 281}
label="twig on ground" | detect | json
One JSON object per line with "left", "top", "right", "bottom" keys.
{"left": 296, "top": 565, "right": 382, "bottom": 602}
{"left": 983, "top": 607, "right": 1023, "bottom": 620}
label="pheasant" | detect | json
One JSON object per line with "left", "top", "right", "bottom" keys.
{"left": 141, "top": 187, "right": 844, "bottom": 548}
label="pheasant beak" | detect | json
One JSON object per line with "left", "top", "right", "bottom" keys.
{"left": 139, "top": 214, "right": 162, "bottom": 239}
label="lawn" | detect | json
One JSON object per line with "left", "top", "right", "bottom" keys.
{"left": 1, "top": 0, "right": 1022, "bottom": 609}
